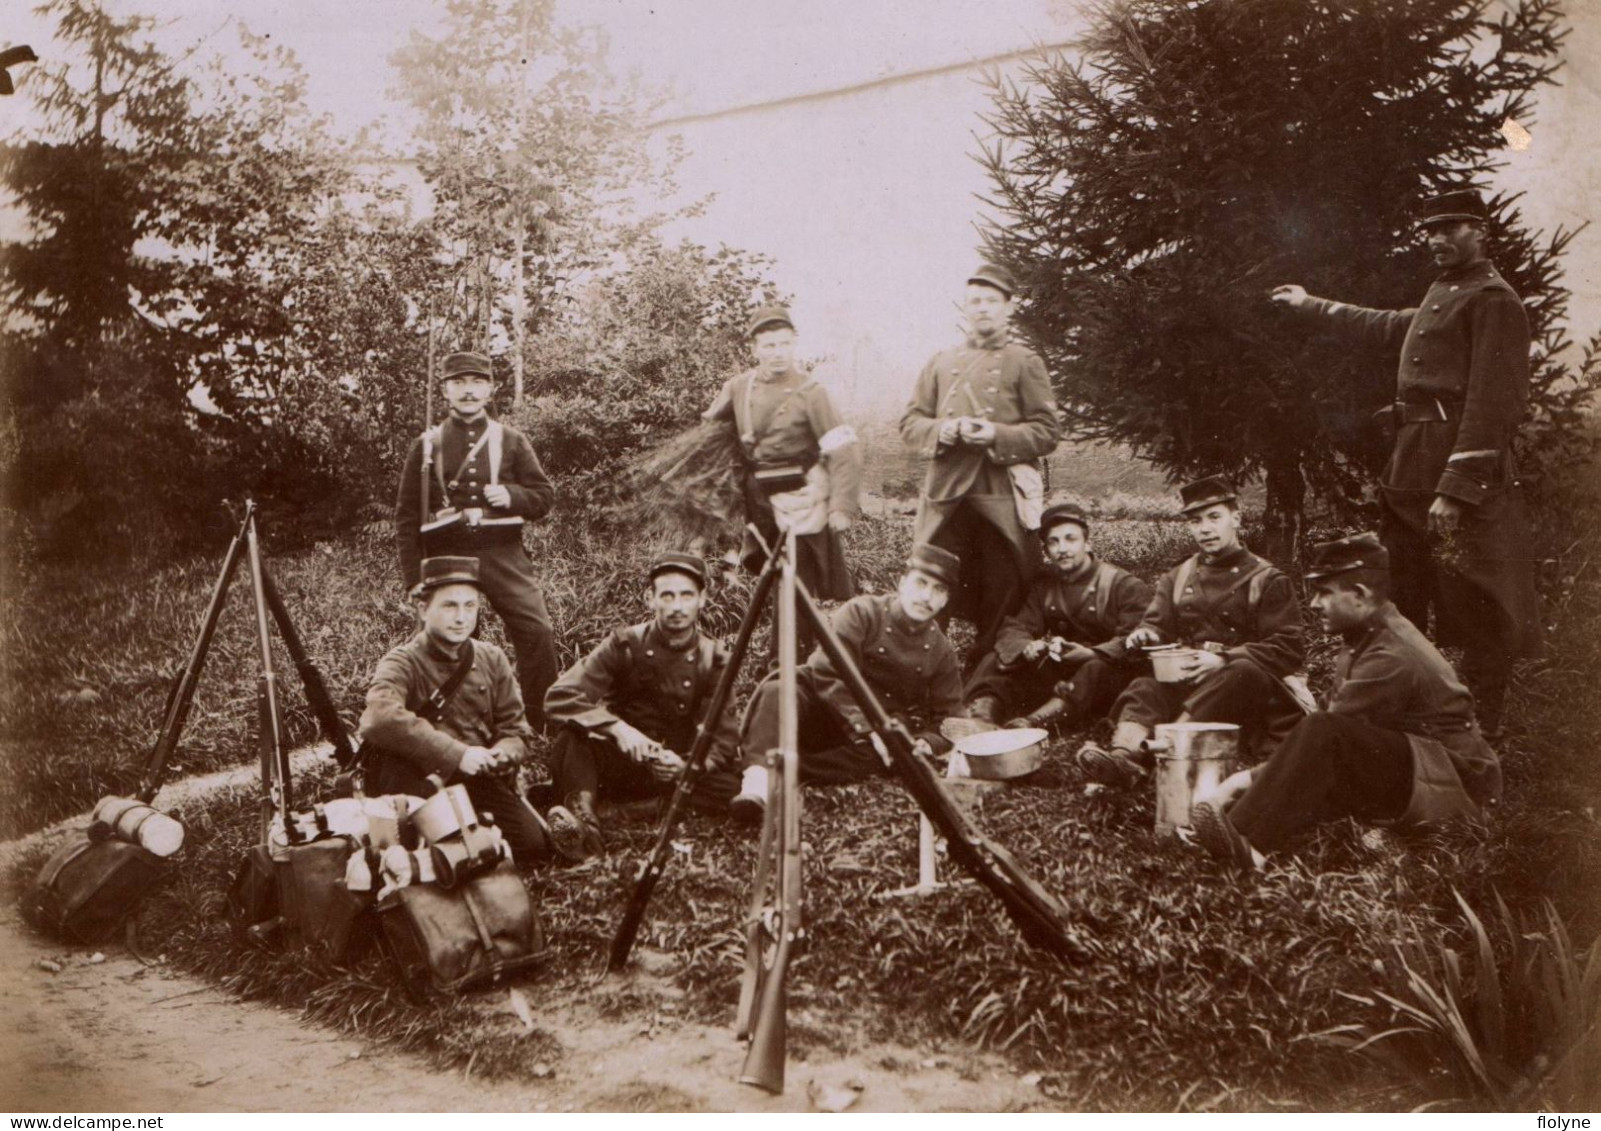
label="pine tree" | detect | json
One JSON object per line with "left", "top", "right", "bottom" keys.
{"left": 979, "top": 0, "right": 1577, "bottom": 556}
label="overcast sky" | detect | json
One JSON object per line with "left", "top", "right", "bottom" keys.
{"left": 5, "top": 1, "right": 1595, "bottom": 419}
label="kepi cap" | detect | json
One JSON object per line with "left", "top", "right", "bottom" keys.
{"left": 411, "top": 556, "right": 482, "bottom": 600}
{"left": 1179, "top": 475, "right": 1238, "bottom": 515}
{"left": 1039, "top": 501, "right": 1091, "bottom": 539}
{"left": 1415, "top": 189, "right": 1488, "bottom": 232}
{"left": 906, "top": 542, "right": 961, "bottom": 589}
{"left": 648, "top": 551, "right": 707, "bottom": 588}
{"left": 1304, "top": 532, "right": 1390, "bottom": 581}
{"left": 966, "top": 263, "right": 1016, "bottom": 298}
{"left": 440, "top": 351, "right": 494, "bottom": 381}
{"left": 746, "top": 305, "right": 795, "bottom": 339}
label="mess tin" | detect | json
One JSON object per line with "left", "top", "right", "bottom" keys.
{"left": 413, "top": 780, "right": 482, "bottom": 843}
{"left": 1146, "top": 645, "right": 1200, "bottom": 683}
{"left": 952, "top": 727, "right": 1048, "bottom": 781}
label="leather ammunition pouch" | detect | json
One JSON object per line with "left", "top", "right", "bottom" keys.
{"left": 227, "top": 837, "right": 375, "bottom": 964}
{"left": 376, "top": 862, "right": 545, "bottom": 999}
{"left": 25, "top": 838, "right": 169, "bottom": 945}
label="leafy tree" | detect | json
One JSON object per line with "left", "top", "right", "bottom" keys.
{"left": 390, "top": 0, "right": 659, "bottom": 404}
{"left": 509, "top": 233, "right": 780, "bottom": 495}
{"left": 979, "top": 0, "right": 1582, "bottom": 555}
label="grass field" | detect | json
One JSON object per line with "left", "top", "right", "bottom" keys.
{"left": 4, "top": 479, "right": 1599, "bottom": 1110}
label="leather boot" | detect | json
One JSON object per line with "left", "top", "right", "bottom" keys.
{"left": 566, "top": 790, "right": 605, "bottom": 856}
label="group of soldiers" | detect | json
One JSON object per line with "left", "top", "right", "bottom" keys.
{"left": 358, "top": 187, "right": 1536, "bottom": 873}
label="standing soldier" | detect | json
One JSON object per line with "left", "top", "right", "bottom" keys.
{"left": 395, "top": 350, "right": 560, "bottom": 727}
{"left": 704, "top": 305, "right": 861, "bottom": 604}
{"left": 963, "top": 501, "right": 1152, "bottom": 731}
{"left": 543, "top": 552, "right": 742, "bottom": 858}
{"left": 900, "top": 264, "right": 1063, "bottom": 663}
{"left": 1077, "top": 477, "right": 1307, "bottom": 788}
{"left": 1271, "top": 188, "right": 1540, "bottom": 734}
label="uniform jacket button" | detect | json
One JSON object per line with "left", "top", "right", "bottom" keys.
{"left": 645, "top": 649, "right": 654, "bottom": 657}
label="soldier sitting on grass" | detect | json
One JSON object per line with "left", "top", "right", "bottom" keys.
{"left": 1190, "top": 533, "right": 1501, "bottom": 870}
{"left": 542, "top": 552, "right": 743, "bottom": 860}
{"left": 1078, "top": 476, "right": 1307, "bottom": 788}
{"left": 730, "top": 543, "right": 966, "bottom": 822}
{"left": 963, "top": 501, "right": 1152, "bottom": 732}
{"left": 359, "top": 556, "right": 575, "bottom": 867}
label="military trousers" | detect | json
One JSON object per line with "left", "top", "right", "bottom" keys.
{"left": 547, "top": 728, "right": 739, "bottom": 813}
{"left": 965, "top": 652, "right": 1135, "bottom": 725}
{"left": 740, "top": 675, "right": 888, "bottom": 785}
{"left": 929, "top": 499, "right": 1028, "bottom": 664}
{"left": 1380, "top": 489, "right": 1540, "bottom": 732}
{"left": 424, "top": 533, "right": 559, "bottom": 728}
{"left": 1226, "top": 712, "right": 1412, "bottom": 851}
{"left": 1112, "top": 658, "right": 1300, "bottom": 756}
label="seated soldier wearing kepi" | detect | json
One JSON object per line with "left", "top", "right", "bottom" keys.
{"left": 1190, "top": 533, "right": 1501, "bottom": 870}
{"left": 1078, "top": 476, "right": 1306, "bottom": 788}
{"left": 964, "top": 501, "right": 1152, "bottom": 730}
{"left": 359, "top": 556, "right": 561, "bottom": 867}
{"left": 543, "top": 552, "right": 742, "bottom": 859}
{"left": 731, "top": 543, "right": 965, "bottom": 821}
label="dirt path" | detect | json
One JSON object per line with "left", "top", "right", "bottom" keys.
{"left": 0, "top": 758, "right": 1048, "bottom": 1114}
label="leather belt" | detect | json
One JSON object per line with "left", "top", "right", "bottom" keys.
{"left": 1392, "top": 399, "right": 1457, "bottom": 423}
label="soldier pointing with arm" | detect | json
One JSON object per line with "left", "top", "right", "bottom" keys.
{"left": 1271, "top": 189, "right": 1541, "bottom": 734}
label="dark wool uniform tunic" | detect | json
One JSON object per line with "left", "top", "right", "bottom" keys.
{"left": 1112, "top": 545, "right": 1307, "bottom": 749}
{"left": 395, "top": 414, "right": 560, "bottom": 724}
{"left": 359, "top": 633, "right": 549, "bottom": 864}
{"left": 965, "top": 555, "right": 1152, "bottom": 724}
{"left": 1304, "top": 259, "right": 1541, "bottom": 723}
{"left": 544, "top": 621, "right": 741, "bottom": 803}
{"left": 704, "top": 367, "right": 861, "bottom": 602}
{"left": 899, "top": 335, "right": 1062, "bottom": 658}
{"left": 1229, "top": 602, "right": 1499, "bottom": 850}
{"left": 741, "top": 593, "right": 964, "bottom": 784}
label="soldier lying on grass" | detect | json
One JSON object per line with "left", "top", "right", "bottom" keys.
{"left": 963, "top": 501, "right": 1151, "bottom": 732}
{"left": 1191, "top": 533, "right": 1501, "bottom": 870}
{"left": 542, "top": 551, "right": 743, "bottom": 860}
{"left": 1078, "top": 476, "right": 1307, "bottom": 788}
{"left": 730, "top": 543, "right": 965, "bottom": 822}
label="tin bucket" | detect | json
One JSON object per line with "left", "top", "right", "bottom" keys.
{"left": 1148, "top": 647, "right": 1199, "bottom": 683}
{"left": 1146, "top": 722, "right": 1238, "bottom": 836}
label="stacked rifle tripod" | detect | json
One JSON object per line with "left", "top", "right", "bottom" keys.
{"left": 608, "top": 526, "right": 1090, "bottom": 1095}
{"left": 24, "top": 500, "right": 356, "bottom": 945}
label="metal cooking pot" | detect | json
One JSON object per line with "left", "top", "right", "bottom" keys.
{"left": 952, "top": 727, "right": 1048, "bottom": 780}
{"left": 1148, "top": 646, "right": 1200, "bottom": 683}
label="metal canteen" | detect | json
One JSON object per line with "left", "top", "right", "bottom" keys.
{"left": 413, "top": 782, "right": 480, "bottom": 843}
{"left": 952, "top": 727, "right": 1048, "bottom": 781}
